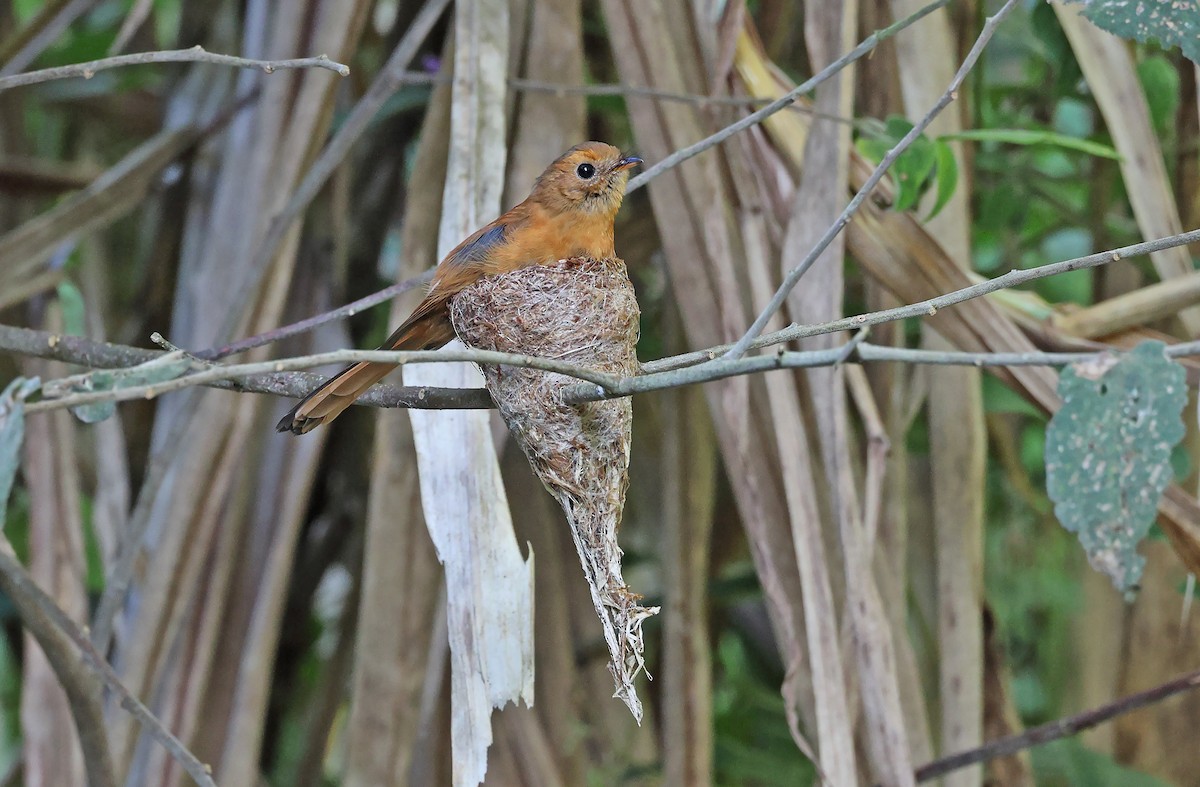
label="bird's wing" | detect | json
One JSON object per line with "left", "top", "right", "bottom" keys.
{"left": 377, "top": 217, "right": 518, "bottom": 351}
{"left": 446, "top": 222, "right": 508, "bottom": 267}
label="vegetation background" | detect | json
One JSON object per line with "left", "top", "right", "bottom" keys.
{"left": 0, "top": 0, "right": 1198, "bottom": 785}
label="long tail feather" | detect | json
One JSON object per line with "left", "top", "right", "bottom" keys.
{"left": 275, "top": 309, "right": 455, "bottom": 434}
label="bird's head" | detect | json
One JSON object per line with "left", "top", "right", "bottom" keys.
{"left": 530, "top": 141, "right": 642, "bottom": 217}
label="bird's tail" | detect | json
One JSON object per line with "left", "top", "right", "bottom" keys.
{"left": 276, "top": 310, "right": 454, "bottom": 435}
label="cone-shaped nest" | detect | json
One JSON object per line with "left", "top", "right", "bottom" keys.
{"left": 450, "top": 256, "right": 658, "bottom": 721}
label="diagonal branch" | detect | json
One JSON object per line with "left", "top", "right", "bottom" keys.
{"left": 652, "top": 228, "right": 1200, "bottom": 373}
{"left": 909, "top": 667, "right": 1200, "bottom": 783}
{"left": 625, "top": 0, "right": 950, "bottom": 195}
{"left": 0, "top": 45, "right": 348, "bottom": 92}
{"left": 0, "top": 533, "right": 215, "bottom": 787}
{"left": 722, "top": 0, "right": 1019, "bottom": 360}
{"left": 194, "top": 267, "right": 435, "bottom": 360}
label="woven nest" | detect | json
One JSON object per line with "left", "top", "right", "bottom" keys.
{"left": 450, "top": 256, "right": 658, "bottom": 721}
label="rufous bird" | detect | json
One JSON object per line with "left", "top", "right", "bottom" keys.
{"left": 277, "top": 141, "right": 642, "bottom": 435}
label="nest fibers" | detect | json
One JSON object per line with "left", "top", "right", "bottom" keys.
{"left": 450, "top": 256, "right": 658, "bottom": 722}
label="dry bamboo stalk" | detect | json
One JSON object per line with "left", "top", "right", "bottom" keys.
{"left": 19, "top": 329, "right": 91, "bottom": 787}
{"left": 601, "top": 0, "right": 821, "bottom": 763}
{"left": 344, "top": 47, "right": 451, "bottom": 787}
{"left": 109, "top": 3, "right": 376, "bottom": 781}
{"left": 1054, "top": 268, "right": 1200, "bottom": 338}
{"left": 884, "top": 5, "right": 986, "bottom": 784}
{"left": 403, "top": 3, "right": 534, "bottom": 784}
{"left": 661, "top": 380, "right": 718, "bottom": 785}
{"left": 1054, "top": 3, "right": 1200, "bottom": 336}
{"left": 792, "top": 2, "right": 917, "bottom": 782}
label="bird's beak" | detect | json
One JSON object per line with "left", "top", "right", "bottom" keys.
{"left": 614, "top": 155, "right": 643, "bottom": 171}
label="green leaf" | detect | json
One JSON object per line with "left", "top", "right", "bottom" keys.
{"left": 1071, "top": 0, "right": 1200, "bottom": 65}
{"left": 940, "top": 128, "right": 1121, "bottom": 160}
{"left": 0, "top": 378, "right": 41, "bottom": 532}
{"left": 926, "top": 139, "right": 959, "bottom": 220}
{"left": 1045, "top": 342, "right": 1187, "bottom": 595}
{"left": 856, "top": 116, "right": 939, "bottom": 213}
{"left": 1136, "top": 55, "right": 1181, "bottom": 134}
{"left": 56, "top": 280, "right": 87, "bottom": 337}
{"left": 44, "top": 357, "right": 193, "bottom": 424}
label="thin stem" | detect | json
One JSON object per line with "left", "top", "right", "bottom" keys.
{"left": 0, "top": 45, "right": 348, "bottom": 92}
{"left": 21, "top": 332, "right": 1200, "bottom": 416}
{"left": 650, "top": 228, "right": 1200, "bottom": 374}
{"left": 194, "top": 267, "right": 435, "bottom": 360}
{"left": 723, "top": 0, "right": 1020, "bottom": 360}
{"left": 911, "top": 667, "right": 1200, "bottom": 782}
{"left": 625, "top": 0, "right": 950, "bottom": 195}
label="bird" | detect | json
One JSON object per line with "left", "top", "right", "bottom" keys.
{"left": 276, "top": 141, "right": 642, "bottom": 434}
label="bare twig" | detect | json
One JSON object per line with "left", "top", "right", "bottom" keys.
{"left": 0, "top": 535, "right": 216, "bottom": 787}
{"left": 723, "top": 0, "right": 1019, "bottom": 360}
{"left": 0, "top": 324, "right": 491, "bottom": 409}
{"left": 1, "top": 227, "right": 1198, "bottom": 413}
{"left": 194, "top": 267, "right": 435, "bottom": 360}
{"left": 625, "top": 0, "right": 950, "bottom": 195}
{"left": 23, "top": 345, "right": 618, "bottom": 415}
{"left": 0, "top": 45, "right": 348, "bottom": 92}
{"left": 651, "top": 228, "right": 1200, "bottom": 373}
{"left": 911, "top": 667, "right": 1200, "bottom": 782}
{"left": 4, "top": 229, "right": 1200, "bottom": 413}
{"left": 21, "top": 330, "right": 1200, "bottom": 418}
{"left": 0, "top": 535, "right": 116, "bottom": 787}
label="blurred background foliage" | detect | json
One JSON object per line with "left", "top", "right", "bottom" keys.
{"left": 0, "top": 0, "right": 1198, "bottom": 785}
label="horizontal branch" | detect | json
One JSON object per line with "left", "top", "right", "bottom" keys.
{"left": 22, "top": 345, "right": 605, "bottom": 415}
{"left": 14, "top": 318, "right": 1200, "bottom": 417}
{"left": 4, "top": 231, "right": 1199, "bottom": 414}
{"left": 912, "top": 667, "right": 1200, "bottom": 783}
{"left": 0, "top": 45, "right": 349, "bottom": 93}
{"left": 560, "top": 336, "right": 1200, "bottom": 405}
{"left": 0, "top": 324, "right": 492, "bottom": 409}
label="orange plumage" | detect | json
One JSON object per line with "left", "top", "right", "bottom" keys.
{"left": 277, "top": 141, "right": 642, "bottom": 434}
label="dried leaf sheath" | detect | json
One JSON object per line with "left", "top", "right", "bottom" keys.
{"left": 450, "top": 256, "right": 658, "bottom": 721}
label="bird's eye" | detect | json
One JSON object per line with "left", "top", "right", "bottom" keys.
{"left": 576, "top": 162, "right": 596, "bottom": 179}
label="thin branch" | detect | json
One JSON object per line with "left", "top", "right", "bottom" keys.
{"left": 560, "top": 337, "right": 1200, "bottom": 405}
{"left": 911, "top": 667, "right": 1200, "bottom": 782}
{"left": 0, "top": 535, "right": 216, "bottom": 787}
{"left": 23, "top": 345, "right": 620, "bottom": 416}
{"left": 0, "top": 45, "right": 348, "bottom": 92}
{"left": 21, "top": 326, "right": 1200, "bottom": 417}
{"left": 5, "top": 229, "right": 1200, "bottom": 412}
{"left": 0, "top": 536, "right": 116, "bottom": 787}
{"left": 194, "top": 267, "right": 435, "bottom": 360}
{"left": 723, "top": 0, "right": 1019, "bottom": 359}
{"left": 0, "top": 324, "right": 493, "bottom": 409}
{"left": 624, "top": 0, "right": 950, "bottom": 195}
{"left": 649, "top": 228, "right": 1200, "bottom": 374}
